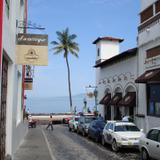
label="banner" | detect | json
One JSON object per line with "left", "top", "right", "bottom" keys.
{"left": 16, "top": 33, "right": 48, "bottom": 65}
{"left": 24, "top": 78, "right": 33, "bottom": 90}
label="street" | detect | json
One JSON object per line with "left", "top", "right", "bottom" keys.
{"left": 44, "top": 125, "right": 140, "bottom": 160}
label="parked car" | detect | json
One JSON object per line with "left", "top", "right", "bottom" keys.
{"left": 139, "top": 127, "right": 160, "bottom": 160}
{"left": 68, "top": 116, "right": 80, "bottom": 132}
{"left": 88, "top": 119, "right": 106, "bottom": 142}
{"left": 28, "top": 115, "right": 36, "bottom": 128}
{"left": 77, "top": 115, "right": 96, "bottom": 136}
{"left": 102, "top": 121, "right": 144, "bottom": 152}
{"left": 63, "top": 116, "right": 72, "bottom": 124}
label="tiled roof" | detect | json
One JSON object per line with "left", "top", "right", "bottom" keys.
{"left": 93, "top": 36, "right": 124, "bottom": 44}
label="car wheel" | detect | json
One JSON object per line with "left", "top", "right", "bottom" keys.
{"left": 77, "top": 128, "right": 80, "bottom": 134}
{"left": 101, "top": 136, "right": 105, "bottom": 146}
{"left": 95, "top": 136, "right": 99, "bottom": 143}
{"left": 112, "top": 139, "right": 119, "bottom": 152}
{"left": 72, "top": 126, "right": 75, "bottom": 132}
{"left": 141, "top": 148, "right": 149, "bottom": 160}
{"left": 82, "top": 130, "right": 86, "bottom": 136}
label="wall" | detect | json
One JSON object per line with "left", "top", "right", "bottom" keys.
{"left": 140, "top": 0, "right": 156, "bottom": 11}
{"left": 96, "top": 54, "right": 138, "bottom": 122}
{"left": 137, "top": 0, "right": 160, "bottom": 132}
{"left": 2, "top": 0, "right": 28, "bottom": 157}
{"left": 96, "top": 40, "right": 119, "bottom": 62}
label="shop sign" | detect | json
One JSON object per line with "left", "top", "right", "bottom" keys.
{"left": 16, "top": 33, "right": 48, "bottom": 65}
{"left": 24, "top": 78, "right": 33, "bottom": 90}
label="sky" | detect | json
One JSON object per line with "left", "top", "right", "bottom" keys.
{"left": 27, "top": 0, "right": 139, "bottom": 98}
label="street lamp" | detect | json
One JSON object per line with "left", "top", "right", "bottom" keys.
{"left": 83, "top": 98, "right": 87, "bottom": 113}
{"left": 85, "top": 85, "right": 98, "bottom": 112}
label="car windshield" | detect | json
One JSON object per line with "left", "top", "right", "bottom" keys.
{"left": 115, "top": 125, "right": 140, "bottom": 132}
{"left": 85, "top": 117, "right": 95, "bottom": 123}
{"left": 75, "top": 118, "right": 79, "bottom": 121}
{"left": 97, "top": 122, "right": 105, "bottom": 128}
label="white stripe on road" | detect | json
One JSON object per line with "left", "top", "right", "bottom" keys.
{"left": 42, "top": 128, "right": 57, "bottom": 160}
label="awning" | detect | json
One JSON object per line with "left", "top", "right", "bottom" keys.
{"left": 119, "top": 92, "right": 136, "bottom": 107}
{"left": 99, "top": 93, "right": 111, "bottom": 106}
{"left": 110, "top": 93, "right": 122, "bottom": 105}
{"left": 135, "top": 68, "right": 160, "bottom": 83}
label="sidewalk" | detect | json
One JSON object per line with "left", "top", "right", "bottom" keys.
{"left": 13, "top": 126, "right": 54, "bottom": 160}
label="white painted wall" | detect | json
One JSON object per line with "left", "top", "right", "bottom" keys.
{"left": 137, "top": 0, "right": 160, "bottom": 132}
{"left": 2, "top": 0, "right": 28, "bottom": 157}
{"left": 96, "top": 54, "right": 138, "bottom": 121}
{"left": 96, "top": 40, "right": 120, "bottom": 62}
{"left": 140, "top": 0, "right": 156, "bottom": 11}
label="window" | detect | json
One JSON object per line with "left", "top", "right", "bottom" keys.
{"left": 147, "top": 129, "right": 159, "bottom": 141}
{"left": 155, "top": 0, "right": 160, "bottom": 14}
{"left": 105, "top": 123, "right": 111, "bottom": 130}
{"left": 109, "top": 123, "right": 114, "bottom": 130}
{"left": 97, "top": 48, "right": 100, "bottom": 57}
{"left": 5, "top": 0, "right": 10, "bottom": 18}
{"left": 146, "top": 45, "right": 160, "bottom": 59}
{"left": 115, "top": 125, "right": 140, "bottom": 132}
{"left": 140, "top": 5, "right": 153, "bottom": 23}
{"left": 158, "top": 131, "right": 160, "bottom": 142}
{"left": 75, "top": 117, "right": 79, "bottom": 121}
{"left": 147, "top": 84, "right": 160, "bottom": 117}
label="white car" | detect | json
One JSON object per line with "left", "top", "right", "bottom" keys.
{"left": 68, "top": 116, "right": 80, "bottom": 132}
{"left": 101, "top": 121, "right": 144, "bottom": 152}
{"left": 139, "top": 127, "right": 160, "bottom": 160}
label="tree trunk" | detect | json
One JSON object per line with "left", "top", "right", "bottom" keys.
{"left": 65, "top": 55, "right": 73, "bottom": 112}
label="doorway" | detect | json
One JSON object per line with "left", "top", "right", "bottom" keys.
{"left": 0, "top": 55, "right": 8, "bottom": 160}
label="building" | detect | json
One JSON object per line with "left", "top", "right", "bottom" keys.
{"left": 0, "top": 0, "right": 28, "bottom": 159}
{"left": 94, "top": 37, "right": 138, "bottom": 122}
{"left": 135, "top": 0, "right": 160, "bottom": 132}
{"left": 94, "top": 0, "right": 160, "bottom": 133}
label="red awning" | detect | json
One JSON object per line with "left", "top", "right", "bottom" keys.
{"left": 119, "top": 92, "right": 136, "bottom": 107}
{"left": 110, "top": 93, "right": 122, "bottom": 105}
{"left": 99, "top": 93, "right": 111, "bottom": 106}
{"left": 135, "top": 68, "right": 160, "bottom": 83}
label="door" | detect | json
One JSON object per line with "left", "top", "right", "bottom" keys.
{"left": 146, "top": 129, "right": 160, "bottom": 159}
{"left": 0, "top": 56, "right": 8, "bottom": 160}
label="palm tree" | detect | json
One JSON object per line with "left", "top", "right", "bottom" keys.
{"left": 51, "top": 28, "right": 79, "bottom": 112}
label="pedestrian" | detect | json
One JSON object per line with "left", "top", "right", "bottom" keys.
{"left": 46, "top": 114, "right": 54, "bottom": 130}
{"left": 97, "top": 113, "right": 104, "bottom": 120}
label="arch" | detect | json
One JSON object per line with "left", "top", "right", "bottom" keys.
{"left": 124, "top": 82, "right": 137, "bottom": 94}
{"left": 104, "top": 85, "right": 112, "bottom": 94}
{"left": 113, "top": 83, "right": 123, "bottom": 94}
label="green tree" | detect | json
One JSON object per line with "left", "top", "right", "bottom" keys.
{"left": 51, "top": 28, "right": 79, "bottom": 112}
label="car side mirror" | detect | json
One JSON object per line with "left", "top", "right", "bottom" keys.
{"left": 140, "top": 129, "right": 143, "bottom": 132}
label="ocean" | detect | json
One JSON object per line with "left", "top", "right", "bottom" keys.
{"left": 25, "top": 94, "right": 95, "bottom": 114}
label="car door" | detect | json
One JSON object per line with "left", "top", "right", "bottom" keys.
{"left": 88, "top": 121, "right": 94, "bottom": 137}
{"left": 156, "top": 131, "right": 160, "bottom": 159}
{"left": 104, "top": 123, "right": 114, "bottom": 144}
{"left": 103, "top": 123, "right": 110, "bottom": 143}
{"left": 146, "top": 129, "right": 160, "bottom": 159}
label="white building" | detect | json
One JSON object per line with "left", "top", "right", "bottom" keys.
{"left": 135, "top": 0, "right": 160, "bottom": 132}
{"left": 0, "top": 0, "right": 28, "bottom": 159}
{"left": 94, "top": 37, "right": 138, "bottom": 122}
{"left": 94, "top": 0, "right": 160, "bottom": 133}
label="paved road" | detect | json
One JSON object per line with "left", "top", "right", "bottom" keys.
{"left": 43, "top": 125, "right": 140, "bottom": 160}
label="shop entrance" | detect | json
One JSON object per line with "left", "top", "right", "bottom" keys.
{"left": 0, "top": 56, "right": 8, "bottom": 160}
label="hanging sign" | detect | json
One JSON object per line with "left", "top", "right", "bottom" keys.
{"left": 16, "top": 33, "right": 48, "bottom": 65}
{"left": 24, "top": 78, "right": 33, "bottom": 90}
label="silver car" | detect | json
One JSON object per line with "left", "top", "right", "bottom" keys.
{"left": 139, "top": 127, "right": 160, "bottom": 160}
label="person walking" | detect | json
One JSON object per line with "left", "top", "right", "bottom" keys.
{"left": 46, "top": 114, "right": 54, "bottom": 130}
